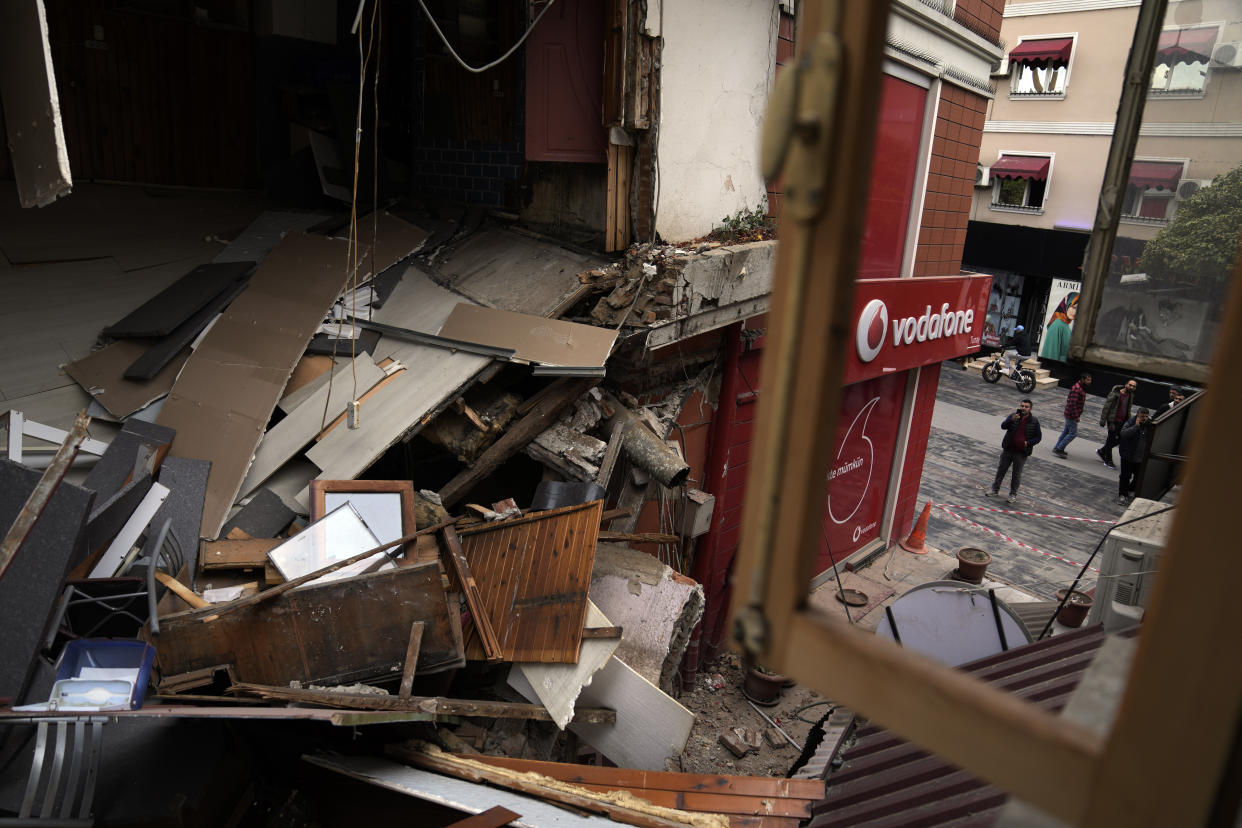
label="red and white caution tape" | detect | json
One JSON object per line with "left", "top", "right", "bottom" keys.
{"left": 937, "top": 503, "right": 1115, "bottom": 525}
{"left": 933, "top": 504, "right": 1100, "bottom": 574}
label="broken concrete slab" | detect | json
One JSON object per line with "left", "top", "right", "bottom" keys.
{"left": 589, "top": 543, "right": 705, "bottom": 695}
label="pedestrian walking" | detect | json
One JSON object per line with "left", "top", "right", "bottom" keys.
{"left": 1052, "top": 373, "right": 1091, "bottom": 458}
{"left": 988, "top": 398, "right": 1042, "bottom": 504}
{"left": 1154, "top": 387, "right": 1186, "bottom": 418}
{"left": 1117, "top": 407, "right": 1152, "bottom": 505}
{"left": 1096, "top": 378, "right": 1137, "bottom": 469}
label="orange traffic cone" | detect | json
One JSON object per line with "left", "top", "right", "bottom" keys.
{"left": 899, "top": 501, "right": 932, "bottom": 555}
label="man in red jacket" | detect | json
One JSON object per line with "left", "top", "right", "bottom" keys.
{"left": 988, "top": 398, "right": 1042, "bottom": 504}
{"left": 1052, "top": 373, "right": 1091, "bottom": 458}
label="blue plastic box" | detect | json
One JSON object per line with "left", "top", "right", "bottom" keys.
{"left": 54, "top": 639, "right": 156, "bottom": 710}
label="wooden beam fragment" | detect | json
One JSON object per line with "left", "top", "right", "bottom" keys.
{"left": 387, "top": 743, "right": 694, "bottom": 828}
{"left": 440, "top": 526, "right": 503, "bottom": 661}
{"left": 399, "top": 621, "right": 424, "bottom": 698}
{"left": 597, "top": 531, "right": 680, "bottom": 545}
{"left": 580, "top": 627, "right": 623, "bottom": 640}
{"left": 229, "top": 684, "right": 616, "bottom": 724}
{"left": 444, "top": 806, "right": 522, "bottom": 828}
{"left": 199, "top": 538, "right": 282, "bottom": 571}
{"left": 155, "top": 571, "right": 210, "bottom": 609}
{"left": 439, "top": 379, "right": 597, "bottom": 507}
{"left": 0, "top": 411, "right": 90, "bottom": 581}
{"left": 596, "top": 423, "right": 625, "bottom": 487}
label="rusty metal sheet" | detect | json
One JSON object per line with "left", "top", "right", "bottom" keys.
{"left": 457, "top": 501, "right": 602, "bottom": 663}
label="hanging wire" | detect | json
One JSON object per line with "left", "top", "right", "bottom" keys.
{"left": 416, "top": 0, "right": 558, "bottom": 74}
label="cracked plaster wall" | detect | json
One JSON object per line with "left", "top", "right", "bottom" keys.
{"left": 654, "top": 0, "right": 778, "bottom": 242}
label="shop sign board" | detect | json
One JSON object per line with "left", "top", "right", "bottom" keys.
{"left": 844, "top": 275, "right": 993, "bottom": 385}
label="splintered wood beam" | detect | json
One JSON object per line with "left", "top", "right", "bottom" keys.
{"left": 441, "top": 526, "right": 503, "bottom": 661}
{"left": 229, "top": 684, "right": 616, "bottom": 724}
{"left": 155, "top": 571, "right": 210, "bottom": 609}
{"left": 580, "top": 627, "right": 623, "bottom": 640}
{"left": 387, "top": 743, "right": 690, "bottom": 828}
{"left": 0, "top": 411, "right": 90, "bottom": 581}
{"left": 444, "top": 805, "right": 521, "bottom": 828}
{"left": 597, "top": 531, "right": 680, "bottom": 545}
{"left": 198, "top": 518, "right": 458, "bottom": 623}
{"left": 440, "top": 378, "right": 597, "bottom": 507}
{"left": 596, "top": 423, "right": 625, "bottom": 487}
{"left": 399, "top": 621, "right": 425, "bottom": 698}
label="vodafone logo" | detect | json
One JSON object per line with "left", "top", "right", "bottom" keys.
{"left": 855, "top": 298, "right": 975, "bottom": 363}
{"left": 856, "top": 299, "right": 888, "bottom": 363}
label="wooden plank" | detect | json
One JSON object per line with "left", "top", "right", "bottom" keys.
{"left": 597, "top": 531, "right": 680, "bottom": 545}
{"left": 199, "top": 538, "right": 283, "bottom": 571}
{"left": 439, "top": 379, "right": 597, "bottom": 507}
{"left": 154, "top": 571, "right": 209, "bottom": 609}
{"left": 387, "top": 743, "right": 697, "bottom": 828}
{"left": 460, "top": 501, "right": 600, "bottom": 663}
{"left": 399, "top": 621, "right": 424, "bottom": 698}
{"left": 580, "top": 627, "right": 623, "bottom": 640}
{"left": 535, "top": 784, "right": 810, "bottom": 819}
{"left": 596, "top": 423, "right": 625, "bottom": 487}
{"left": 458, "top": 755, "right": 824, "bottom": 801}
{"left": 153, "top": 562, "right": 464, "bottom": 685}
{"left": 315, "top": 365, "right": 407, "bottom": 439}
{"left": 229, "top": 683, "right": 615, "bottom": 724}
{"left": 237, "top": 355, "right": 386, "bottom": 499}
{"left": 444, "top": 806, "right": 521, "bottom": 828}
{"left": 511, "top": 601, "right": 621, "bottom": 729}
{"left": 0, "top": 0, "right": 71, "bottom": 207}
{"left": 156, "top": 232, "right": 353, "bottom": 539}
{"left": 440, "top": 526, "right": 503, "bottom": 661}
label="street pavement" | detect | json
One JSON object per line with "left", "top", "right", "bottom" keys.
{"left": 915, "top": 364, "right": 1151, "bottom": 600}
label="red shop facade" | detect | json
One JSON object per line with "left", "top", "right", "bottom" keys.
{"left": 681, "top": 67, "right": 997, "bottom": 675}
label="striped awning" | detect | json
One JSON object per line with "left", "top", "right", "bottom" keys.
{"left": 1156, "top": 27, "right": 1217, "bottom": 67}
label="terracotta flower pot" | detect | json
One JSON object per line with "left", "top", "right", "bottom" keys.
{"left": 742, "top": 666, "right": 784, "bottom": 706}
{"left": 1055, "top": 589, "right": 1093, "bottom": 628}
{"left": 955, "top": 547, "right": 992, "bottom": 584}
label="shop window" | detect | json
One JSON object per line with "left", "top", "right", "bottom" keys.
{"left": 1007, "top": 36, "right": 1073, "bottom": 97}
{"left": 989, "top": 154, "right": 1050, "bottom": 212}
{"left": 1150, "top": 27, "right": 1217, "bottom": 95}
{"left": 1121, "top": 160, "right": 1184, "bottom": 224}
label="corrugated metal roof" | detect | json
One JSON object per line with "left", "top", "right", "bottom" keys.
{"left": 809, "top": 625, "right": 1138, "bottom": 828}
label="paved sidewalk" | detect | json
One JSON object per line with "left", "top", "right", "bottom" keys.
{"left": 912, "top": 364, "right": 1155, "bottom": 599}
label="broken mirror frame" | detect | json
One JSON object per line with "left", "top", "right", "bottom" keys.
{"left": 266, "top": 501, "right": 388, "bottom": 585}
{"left": 308, "top": 479, "right": 417, "bottom": 558}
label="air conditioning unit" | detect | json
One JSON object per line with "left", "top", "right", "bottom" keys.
{"left": 990, "top": 56, "right": 1010, "bottom": 77}
{"left": 1089, "top": 498, "right": 1173, "bottom": 632}
{"left": 1177, "top": 178, "right": 1213, "bottom": 199}
{"left": 1210, "top": 41, "right": 1242, "bottom": 69}
{"left": 975, "top": 164, "right": 992, "bottom": 188}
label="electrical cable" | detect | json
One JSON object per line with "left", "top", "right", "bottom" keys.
{"left": 792, "top": 699, "right": 837, "bottom": 724}
{"left": 1036, "top": 504, "right": 1176, "bottom": 641}
{"left": 415, "top": 0, "right": 557, "bottom": 74}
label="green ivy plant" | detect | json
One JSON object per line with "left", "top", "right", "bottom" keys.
{"left": 711, "top": 202, "right": 776, "bottom": 242}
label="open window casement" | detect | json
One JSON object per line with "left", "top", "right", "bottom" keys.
{"left": 738, "top": 1, "right": 1242, "bottom": 825}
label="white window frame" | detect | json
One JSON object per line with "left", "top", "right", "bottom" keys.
{"left": 1120, "top": 157, "right": 1187, "bottom": 226}
{"left": 1148, "top": 23, "right": 1221, "bottom": 99}
{"left": 989, "top": 151, "right": 1053, "bottom": 214}
{"left": 1007, "top": 33, "right": 1078, "bottom": 100}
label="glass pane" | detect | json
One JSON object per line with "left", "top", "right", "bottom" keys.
{"left": 267, "top": 502, "right": 387, "bottom": 585}
{"left": 1095, "top": 0, "right": 1242, "bottom": 368}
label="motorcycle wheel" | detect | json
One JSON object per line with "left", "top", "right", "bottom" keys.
{"left": 1016, "top": 371, "right": 1036, "bottom": 394}
{"left": 982, "top": 362, "right": 1000, "bottom": 384}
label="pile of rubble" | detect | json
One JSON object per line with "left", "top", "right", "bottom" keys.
{"left": 0, "top": 210, "right": 818, "bottom": 825}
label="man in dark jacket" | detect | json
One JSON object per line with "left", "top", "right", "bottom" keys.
{"left": 988, "top": 398, "right": 1042, "bottom": 504}
{"left": 1003, "top": 325, "right": 1032, "bottom": 375}
{"left": 1052, "top": 373, "right": 1091, "bottom": 458}
{"left": 1097, "top": 379, "right": 1138, "bottom": 469}
{"left": 1117, "top": 407, "right": 1151, "bottom": 505}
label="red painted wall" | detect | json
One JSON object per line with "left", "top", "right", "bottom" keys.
{"left": 525, "top": 0, "right": 608, "bottom": 163}
{"left": 859, "top": 75, "right": 929, "bottom": 277}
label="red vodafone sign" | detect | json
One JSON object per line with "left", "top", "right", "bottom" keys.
{"left": 843, "top": 274, "right": 993, "bottom": 385}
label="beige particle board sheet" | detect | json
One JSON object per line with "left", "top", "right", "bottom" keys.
{"left": 510, "top": 602, "right": 621, "bottom": 730}
{"left": 238, "top": 355, "right": 386, "bottom": 501}
{"left": 64, "top": 340, "right": 189, "bottom": 419}
{"left": 338, "top": 211, "right": 431, "bottom": 272}
{"left": 301, "top": 269, "right": 491, "bottom": 492}
{"left": 438, "top": 304, "right": 616, "bottom": 370}
{"left": 158, "top": 232, "right": 351, "bottom": 539}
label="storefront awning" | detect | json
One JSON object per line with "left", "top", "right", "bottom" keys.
{"left": 1008, "top": 37, "right": 1074, "bottom": 68}
{"left": 1129, "top": 161, "right": 1183, "bottom": 191}
{"left": 990, "top": 155, "right": 1051, "bottom": 182}
{"left": 1156, "top": 27, "right": 1217, "bottom": 67}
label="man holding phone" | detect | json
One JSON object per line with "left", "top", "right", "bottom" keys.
{"left": 988, "top": 398, "right": 1042, "bottom": 504}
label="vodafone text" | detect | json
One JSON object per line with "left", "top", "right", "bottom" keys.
{"left": 892, "top": 303, "right": 973, "bottom": 346}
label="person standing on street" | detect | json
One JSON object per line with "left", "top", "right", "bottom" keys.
{"left": 1052, "top": 373, "right": 1092, "bottom": 458}
{"left": 1097, "top": 378, "right": 1137, "bottom": 469}
{"left": 1117, "top": 407, "right": 1152, "bottom": 505}
{"left": 988, "top": 398, "right": 1042, "bottom": 504}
